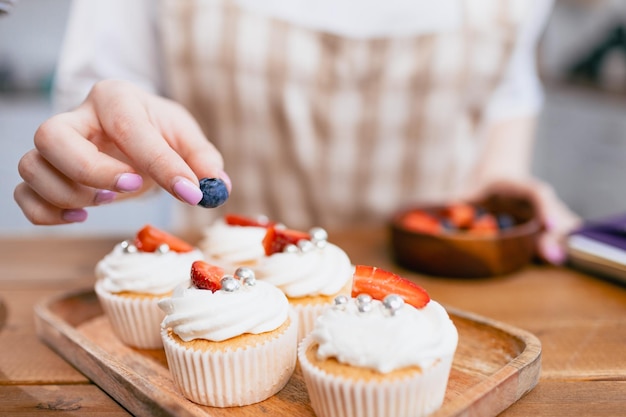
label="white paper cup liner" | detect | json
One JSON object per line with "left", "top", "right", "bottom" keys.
{"left": 291, "top": 302, "right": 330, "bottom": 343}
{"left": 95, "top": 281, "right": 165, "bottom": 349}
{"left": 161, "top": 312, "right": 298, "bottom": 407}
{"left": 298, "top": 334, "right": 454, "bottom": 417}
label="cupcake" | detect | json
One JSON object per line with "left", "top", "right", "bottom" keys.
{"left": 95, "top": 225, "right": 203, "bottom": 349}
{"left": 158, "top": 260, "right": 298, "bottom": 407}
{"left": 198, "top": 214, "right": 275, "bottom": 270}
{"left": 298, "top": 265, "right": 458, "bottom": 417}
{"left": 254, "top": 224, "right": 353, "bottom": 342}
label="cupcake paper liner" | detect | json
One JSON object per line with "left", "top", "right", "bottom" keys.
{"left": 291, "top": 302, "right": 330, "bottom": 342}
{"left": 161, "top": 312, "right": 298, "bottom": 407}
{"left": 298, "top": 334, "right": 454, "bottom": 417}
{"left": 95, "top": 281, "right": 165, "bottom": 349}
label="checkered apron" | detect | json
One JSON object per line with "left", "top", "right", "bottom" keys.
{"left": 157, "top": 0, "right": 531, "bottom": 231}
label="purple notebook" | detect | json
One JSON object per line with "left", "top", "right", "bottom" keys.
{"left": 567, "top": 214, "right": 626, "bottom": 285}
{"left": 572, "top": 214, "right": 626, "bottom": 251}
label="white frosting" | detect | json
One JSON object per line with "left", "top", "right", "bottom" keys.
{"left": 198, "top": 219, "right": 267, "bottom": 268}
{"left": 95, "top": 243, "right": 204, "bottom": 295}
{"left": 254, "top": 243, "right": 353, "bottom": 298}
{"left": 158, "top": 279, "right": 290, "bottom": 342}
{"left": 311, "top": 299, "right": 458, "bottom": 373}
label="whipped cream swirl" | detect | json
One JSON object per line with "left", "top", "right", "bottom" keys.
{"left": 158, "top": 279, "right": 290, "bottom": 342}
{"left": 254, "top": 243, "right": 352, "bottom": 298}
{"left": 311, "top": 298, "right": 458, "bottom": 373}
{"left": 95, "top": 243, "right": 203, "bottom": 295}
{"left": 198, "top": 219, "right": 267, "bottom": 267}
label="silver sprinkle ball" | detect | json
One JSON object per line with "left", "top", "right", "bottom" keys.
{"left": 309, "top": 227, "right": 328, "bottom": 243}
{"left": 120, "top": 240, "right": 138, "bottom": 254}
{"left": 356, "top": 293, "right": 373, "bottom": 313}
{"left": 156, "top": 243, "right": 170, "bottom": 254}
{"left": 220, "top": 275, "right": 241, "bottom": 292}
{"left": 256, "top": 214, "right": 270, "bottom": 225}
{"left": 234, "top": 267, "right": 256, "bottom": 286}
{"left": 333, "top": 295, "right": 349, "bottom": 309}
{"left": 283, "top": 244, "right": 298, "bottom": 253}
{"left": 297, "top": 239, "right": 315, "bottom": 253}
{"left": 382, "top": 294, "right": 405, "bottom": 315}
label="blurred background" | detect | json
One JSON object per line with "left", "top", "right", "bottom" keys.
{"left": 1, "top": 0, "right": 625, "bottom": 236}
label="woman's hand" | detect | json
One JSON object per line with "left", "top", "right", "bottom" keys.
{"left": 14, "top": 80, "right": 230, "bottom": 225}
{"left": 467, "top": 178, "right": 581, "bottom": 265}
{"left": 469, "top": 117, "right": 581, "bottom": 265}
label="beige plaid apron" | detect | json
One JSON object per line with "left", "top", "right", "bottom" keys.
{"left": 157, "top": 0, "right": 531, "bottom": 232}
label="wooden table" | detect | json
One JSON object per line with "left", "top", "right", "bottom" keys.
{"left": 1, "top": 228, "right": 625, "bottom": 416}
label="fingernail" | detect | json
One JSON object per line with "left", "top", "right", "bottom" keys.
{"left": 173, "top": 177, "right": 203, "bottom": 205}
{"left": 219, "top": 169, "right": 232, "bottom": 193}
{"left": 62, "top": 208, "right": 88, "bottom": 223}
{"left": 544, "top": 243, "right": 566, "bottom": 265}
{"left": 544, "top": 217, "right": 557, "bottom": 231}
{"left": 115, "top": 173, "right": 143, "bottom": 192}
{"left": 95, "top": 189, "right": 117, "bottom": 205}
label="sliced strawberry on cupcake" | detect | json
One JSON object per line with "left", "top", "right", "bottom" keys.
{"left": 262, "top": 225, "right": 311, "bottom": 256}
{"left": 191, "top": 260, "right": 224, "bottom": 292}
{"left": 134, "top": 225, "right": 194, "bottom": 253}
{"left": 351, "top": 265, "right": 430, "bottom": 309}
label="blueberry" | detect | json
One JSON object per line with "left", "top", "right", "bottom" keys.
{"left": 198, "top": 178, "right": 229, "bottom": 208}
{"left": 496, "top": 213, "right": 515, "bottom": 230}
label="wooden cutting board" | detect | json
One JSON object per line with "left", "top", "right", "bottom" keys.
{"left": 34, "top": 289, "right": 541, "bottom": 417}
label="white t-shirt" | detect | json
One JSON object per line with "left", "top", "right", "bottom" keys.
{"left": 54, "top": 0, "right": 554, "bottom": 124}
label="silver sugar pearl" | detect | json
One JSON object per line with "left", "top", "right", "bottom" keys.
{"left": 314, "top": 239, "right": 328, "bottom": 249}
{"left": 356, "top": 293, "right": 373, "bottom": 313}
{"left": 297, "top": 239, "right": 315, "bottom": 253}
{"left": 220, "top": 275, "right": 241, "bottom": 292}
{"left": 383, "top": 294, "right": 405, "bottom": 316}
{"left": 235, "top": 267, "right": 256, "bottom": 286}
{"left": 283, "top": 244, "right": 298, "bottom": 253}
{"left": 156, "top": 243, "right": 170, "bottom": 254}
{"left": 120, "top": 240, "right": 138, "bottom": 254}
{"left": 275, "top": 223, "right": 287, "bottom": 230}
{"left": 256, "top": 214, "right": 270, "bottom": 226}
{"left": 333, "top": 295, "right": 349, "bottom": 309}
{"left": 309, "top": 227, "right": 328, "bottom": 243}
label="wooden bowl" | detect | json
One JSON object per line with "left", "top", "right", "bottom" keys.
{"left": 389, "top": 194, "right": 541, "bottom": 278}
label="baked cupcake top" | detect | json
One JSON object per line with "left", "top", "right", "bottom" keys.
{"left": 254, "top": 225, "right": 353, "bottom": 298}
{"left": 310, "top": 265, "right": 458, "bottom": 373}
{"left": 198, "top": 214, "right": 272, "bottom": 267}
{"left": 158, "top": 261, "right": 289, "bottom": 342}
{"left": 95, "top": 225, "right": 203, "bottom": 295}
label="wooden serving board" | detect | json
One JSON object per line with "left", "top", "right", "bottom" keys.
{"left": 34, "top": 289, "right": 541, "bottom": 417}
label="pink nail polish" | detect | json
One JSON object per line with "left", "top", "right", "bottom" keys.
{"left": 95, "top": 189, "right": 117, "bottom": 205}
{"left": 62, "top": 208, "right": 88, "bottom": 223}
{"left": 545, "top": 244, "right": 566, "bottom": 265}
{"left": 116, "top": 173, "right": 143, "bottom": 192}
{"left": 173, "top": 177, "right": 203, "bottom": 205}
{"left": 544, "top": 217, "right": 558, "bottom": 231}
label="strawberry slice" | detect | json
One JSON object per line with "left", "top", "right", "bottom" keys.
{"left": 469, "top": 213, "right": 498, "bottom": 236}
{"left": 401, "top": 210, "right": 442, "bottom": 234}
{"left": 134, "top": 225, "right": 194, "bottom": 253}
{"left": 190, "top": 260, "right": 224, "bottom": 291}
{"left": 262, "top": 226, "right": 311, "bottom": 256}
{"left": 442, "top": 203, "right": 475, "bottom": 229}
{"left": 351, "top": 265, "right": 430, "bottom": 309}
{"left": 224, "top": 214, "right": 275, "bottom": 228}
